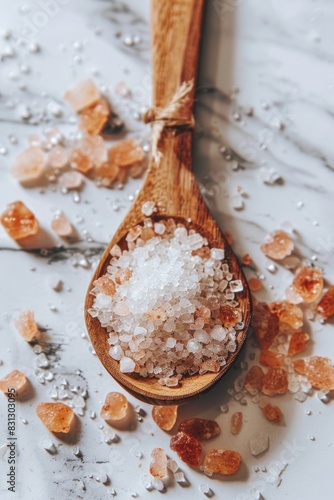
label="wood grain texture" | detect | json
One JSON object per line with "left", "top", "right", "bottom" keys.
{"left": 85, "top": 0, "right": 252, "bottom": 405}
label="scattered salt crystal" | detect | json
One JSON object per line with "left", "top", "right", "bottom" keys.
{"left": 294, "top": 391, "right": 307, "bottom": 403}
{"left": 59, "top": 171, "right": 83, "bottom": 190}
{"left": 141, "top": 474, "right": 153, "bottom": 490}
{"left": 51, "top": 214, "right": 72, "bottom": 237}
{"left": 64, "top": 79, "right": 100, "bottom": 112}
{"left": 199, "top": 483, "right": 212, "bottom": 496}
{"left": 11, "top": 147, "right": 47, "bottom": 183}
{"left": 41, "top": 437, "right": 57, "bottom": 454}
{"left": 152, "top": 477, "right": 164, "bottom": 491}
{"left": 141, "top": 201, "right": 155, "bottom": 216}
{"left": 229, "top": 280, "right": 243, "bottom": 292}
{"left": 220, "top": 404, "right": 229, "bottom": 413}
{"left": 174, "top": 471, "right": 186, "bottom": 484}
{"left": 131, "top": 446, "right": 143, "bottom": 459}
{"left": 167, "top": 459, "right": 178, "bottom": 473}
{"left": 48, "top": 275, "right": 63, "bottom": 292}
{"left": 249, "top": 431, "right": 269, "bottom": 456}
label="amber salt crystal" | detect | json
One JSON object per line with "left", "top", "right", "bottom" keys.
{"left": 219, "top": 304, "right": 241, "bottom": 327}
{"left": 248, "top": 277, "right": 263, "bottom": 292}
{"left": 262, "top": 403, "right": 283, "bottom": 423}
{"left": 178, "top": 418, "right": 221, "bottom": 440}
{"left": 252, "top": 302, "right": 279, "bottom": 350}
{"left": 100, "top": 392, "right": 129, "bottom": 423}
{"left": 288, "top": 332, "right": 309, "bottom": 356}
{"left": 269, "top": 301, "right": 303, "bottom": 329}
{"left": 261, "top": 229, "right": 294, "bottom": 260}
{"left": 230, "top": 412, "right": 243, "bottom": 435}
{"left": 204, "top": 449, "right": 242, "bottom": 476}
{"left": 262, "top": 367, "right": 288, "bottom": 396}
{"left": 108, "top": 139, "right": 145, "bottom": 169}
{"left": 79, "top": 97, "right": 110, "bottom": 135}
{"left": 317, "top": 286, "right": 334, "bottom": 320}
{"left": 36, "top": 402, "right": 74, "bottom": 433}
{"left": 260, "top": 350, "right": 285, "bottom": 368}
{"left": 150, "top": 448, "right": 168, "bottom": 478}
{"left": 1, "top": 201, "right": 39, "bottom": 240}
{"left": 152, "top": 405, "right": 178, "bottom": 431}
{"left": 244, "top": 365, "right": 265, "bottom": 393}
{"left": 15, "top": 310, "right": 40, "bottom": 342}
{"left": 170, "top": 431, "right": 202, "bottom": 466}
{"left": 302, "top": 356, "right": 334, "bottom": 391}
{"left": 0, "top": 370, "right": 29, "bottom": 398}
{"left": 292, "top": 267, "right": 323, "bottom": 303}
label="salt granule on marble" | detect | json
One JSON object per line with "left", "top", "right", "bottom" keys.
{"left": 204, "top": 449, "right": 242, "bottom": 475}
{"left": 0, "top": 370, "right": 30, "bottom": 397}
{"left": 261, "top": 230, "right": 294, "bottom": 260}
{"left": 149, "top": 448, "right": 168, "bottom": 478}
{"left": 36, "top": 402, "right": 74, "bottom": 433}
{"left": 152, "top": 405, "right": 178, "bottom": 431}
{"left": 64, "top": 79, "right": 101, "bottom": 112}
{"left": 1, "top": 201, "right": 39, "bottom": 240}
{"left": 100, "top": 392, "right": 129, "bottom": 423}
{"left": 11, "top": 147, "right": 47, "bottom": 183}
{"left": 51, "top": 214, "right": 72, "bottom": 237}
{"left": 59, "top": 171, "right": 84, "bottom": 190}
{"left": 79, "top": 96, "right": 110, "bottom": 135}
{"left": 249, "top": 431, "right": 269, "bottom": 456}
{"left": 15, "top": 310, "right": 40, "bottom": 341}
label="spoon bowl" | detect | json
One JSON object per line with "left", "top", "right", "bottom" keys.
{"left": 84, "top": 0, "right": 252, "bottom": 405}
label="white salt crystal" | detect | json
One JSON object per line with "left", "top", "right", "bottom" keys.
{"left": 119, "top": 357, "right": 136, "bottom": 373}
{"left": 210, "top": 325, "right": 226, "bottom": 341}
{"left": 47, "top": 275, "right": 63, "bottom": 291}
{"left": 154, "top": 223, "right": 165, "bottom": 235}
{"left": 249, "top": 432, "right": 269, "bottom": 456}
{"left": 199, "top": 483, "right": 212, "bottom": 495}
{"left": 41, "top": 437, "right": 57, "bottom": 454}
{"left": 210, "top": 248, "right": 225, "bottom": 260}
{"left": 141, "top": 201, "right": 155, "bottom": 216}
{"left": 141, "top": 474, "right": 153, "bottom": 490}
{"left": 152, "top": 478, "right": 164, "bottom": 491}
{"left": 167, "top": 459, "right": 178, "bottom": 473}
{"left": 109, "top": 345, "right": 124, "bottom": 361}
{"left": 187, "top": 339, "right": 201, "bottom": 353}
{"left": 174, "top": 471, "right": 186, "bottom": 483}
{"left": 229, "top": 280, "right": 243, "bottom": 292}
{"left": 294, "top": 391, "right": 307, "bottom": 403}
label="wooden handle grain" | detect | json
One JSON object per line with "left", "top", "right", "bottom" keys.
{"left": 151, "top": 0, "right": 205, "bottom": 111}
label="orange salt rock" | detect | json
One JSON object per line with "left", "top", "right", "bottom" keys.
{"left": 262, "top": 403, "right": 283, "bottom": 423}
{"left": 79, "top": 96, "right": 110, "bottom": 135}
{"left": 141, "top": 227, "right": 155, "bottom": 242}
{"left": 219, "top": 304, "right": 241, "bottom": 328}
{"left": 64, "top": 79, "right": 100, "bottom": 112}
{"left": 150, "top": 448, "right": 168, "bottom": 478}
{"left": 304, "top": 356, "right": 334, "bottom": 391}
{"left": 231, "top": 412, "right": 243, "bottom": 435}
{"left": 292, "top": 267, "right": 323, "bottom": 303}
{"left": 48, "top": 145, "right": 68, "bottom": 169}
{"left": 291, "top": 359, "right": 306, "bottom": 375}
{"left": 262, "top": 367, "right": 288, "bottom": 396}
{"left": 95, "top": 160, "right": 120, "bottom": 183}
{"left": 51, "top": 214, "right": 72, "bottom": 237}
{"left": 252, "top": 302, "right": 279, "bottom": 350}
{"left": 93, "top": 276, "right": 116, "bottom": 296}
{"left": 101, "top": 392, "right": 129, "bottom": 423}
{"left": 244, "top": 365, "right": 265, "bottom": 392}
{"left": 15, "top": 310, "right": 40, "bottom": 342}
{"left": 11, "top": 147, "right": 47, "bottom": 184}
{"left": 36, "top": 402, "right": 74, "bottom": 433}
{"left": 192, "top": 246, "right": 211, "bottom": 259}
{"left": 1, "top": 201, "right": 39, "bottom": 240}
{"left": 317, "top": 287, "right": 334, "bottom": 320}
{"left": 79, "top": 135, "right": 108, "bottom": 167}
{"left": 178, "top": 418, "right": 220, "bottom": 440}
{"left": 69, "top": 147, "right": 93, "bottom": 173}
{"left": 152, "top": 405, "right": 178, "bottom": 431}
{"left": 269, "top": 301, "right": 303, "bottom": 329}
{"left": 0, "top": 370, "right": 29, "bottom": 397}
{"left": 261, "top": 230, "right": 294, "bottom": 260}
{"left": 170, "top": 431, "right": 202, "bottom": 466}
{"left": 195, "top": 306, "right": 211, "bottom": 323}
{"left": 242, "top": 253, "right": 252, "bottom": 266}
{"left": 248, "top": 277, "right": 263, "bottom": 291}
{"left": 288, "top": 332, "right": 309, "bottom": 356}
{"left": 108, "top": 139, "right": 145, "bottom": 169}
{"left": 260, "top": 350, "right": 285, "bottom": 368}
{"left": 204, "top": 449, "right": 242, "bottom": 475}
{"left": 114, "top": 268, "right": 132, "bottom": 285}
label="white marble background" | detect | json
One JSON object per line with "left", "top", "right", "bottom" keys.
{"left": 0, "top": 0, "right": 334, "bottom": 499}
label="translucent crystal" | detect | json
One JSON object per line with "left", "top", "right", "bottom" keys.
{"left": 100, "top": 392, "right": 129, "bottom": 422}
{"left": 152, "top": 405, "right": 178, "bottom": 431}
{"left": 141, "top": 201, "right": 155, "bottom": 216}
{"left": 230, "top": 412, "right": 243, "bottom": 435}
{"left": 262, "top": 403, "right": 283, "bottom": 422}
{"left": 51, "top": 214, "right": 72, "bottom": 237}
{"left": 260, "top": 350, "right": 285, "bottom": 368}
{"left": 79, "top": 96, "right": 110, "bottom": 135}
{"left": 11, "top": 147, "right": 46, "bottom": 183}
{"left": 249, "top": 432, "right": 269, "bottom": 456}
{"left": 288, "top": 332, "right": 309, "bottom": 356}
{"left": 317, "top": 287, "right": 334, "bottom": 320}
{"left": 262, "top": 368, "right": 288, "bottom": 395}
{"left": 36, "top": 402, "right": 74, "bottom": 433}
{"left": 15, "top": 310, "right": 40, "bottom": 341}
{"left": 59, "top": 171, "right": 83, "bottom": 190}
{"left": 149, "top": 448, "right": 168, "bottom": 478}
{"left": 252, "top": 302, "right": 279, "bottom": 349}
{"left": 261, "top": 230, "right": 294, "bottom": 260}
{"left": 204, "top": 449, "right": 242, "bottom": 475}
{"left": 0, "top": 370, "right": 29, "bottom": 397}
{"left": 292, "top": 267, "right": 323, "bottom": 303}
{"left": 64, "top": 79, "right": 101, "bottom": 112}
{"left": 1, "top": 201, "right": 39, "bottom": 240}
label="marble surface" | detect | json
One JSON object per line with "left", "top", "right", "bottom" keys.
{"left": 1, "top": 1, "right": 334, "bottom": 499}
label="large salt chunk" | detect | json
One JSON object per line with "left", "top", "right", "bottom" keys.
{"left": 1, "top": 201, "right": 39, "bottom": 240}
{"left": 210, "top": 325, "right": 226, "bottom": 342}
{"left": 12, "top": 147, "right": 47, "bottom": 184}
{"left": 249, "top": 431, "right": 269, "bottom": 456}
{"left": 150, "top": 448, "right": 168, "bottom": 478}
{"left": 64, "top": 79, "right": 101, "bottom": 112}
{"left": 152, "top": 405, "right": 178, "bottom": 431}
{"left": 0, "top": 370, "right": 30, "bottom": 398}
{"left": 204, "top": 449, "right": 242, "bottom": 475}
{"left": 36, "top": 402, "right": 75, "bottom": 433}
{"left": 100, "top": 392, "right": 129, "bottom": 423}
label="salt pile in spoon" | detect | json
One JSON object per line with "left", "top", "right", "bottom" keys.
{"left": 89, "top": 213, "right": 245, "bottom": 386}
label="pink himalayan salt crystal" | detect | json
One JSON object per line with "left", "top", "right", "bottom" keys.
{"left": 15, "top": 310, "right": 40, "bottom": 341}
{"left": 252, "top": 302, "right": 279, "bottom": 350}
{"left": 262, "top": 368, "right": 288, "bottom": 396}
{"left": 36, "top": 402, "right": 75, "bottom": 433}
{"left": 262, "top": 403, "right": 283, "bottom": 423}
{"left": 95, "top": 159, "right": 120, "bottom": 183}
{"left": 110, "top": 244, "right": 122, "bottom": 258}
{"left": 108, "top": 139, "right": 145, "bottom": 169}
{"left": 69, "top": 147, "right": 93, "bottom": 173}
{"left": 230, "top": 412, "right": 243, "bottom": 435}
{"left": 269, "top": 300, "right": 303, "bottom": 330}
{"left": 150, "top": 448, "right": 168, "bottom": 478}
{"left": 199, "top": 359, "right": 220, "bottom": 374}
{"left": 93, "top": 276, "right": 116, "bottom": 295}
{"left": 79, "top": 97, "right": 110, "bottom": 135}
{"left": 100, "top": 392, "right": 129, "bottom": 422}
{"left": 195, "top": 306, "right": 211, "bottom": 323}
{"left": 152, "top": 405, "right": 178, "bottom": 431}
{"left": 219, "top": 304, "right": 241, "bottom": 327}
{"left": 59, "top": 171, "right": 84, "bottom": 190}
{"left": 48, "top": 145, "right": 68, "bottom": 169}
{"left": 300, "top": 356, "right": 334, "bottom": 390}
{"left": 170, "top": 431, "right": 202, "bottom": 466}
{"left": 64, "top": 79, "right": 101, "bottom": 112}
{"left": 292, "top": 267, "right": 324, "bottom": 303}
{"left": 51, "top": 214, "right": 72, "bottom": 237}
{"left": 288, "top": 332, "right": 309, "bottom": 356}
{"left": 261, "top": 230, "right": 294, "bottom": 260}
{"left": 1, "top": 201, "right": 39, "bottom": 240}
{"left": 114, "top": 268, "right": 132, "bottom": 285}
{"left": 244, "top": 365, "right": 265, "bottom": 392}
{"left": 260, "top": 350, "right": 285, "bottom": 368}
{"left": 0, "top": 370, "right": 30, "bottom": 397}
{"left": 70, "top": 135, "right": 107, "bottom": 173}
{"left": 317, "top": 287, "right": 334, "bottom": 320}
{"left": 204, "top": 449, "right": 242, "bottom": 475}
{"left": 11, "top": 147, "right": 47, "bottom": 183}
{"left": 178, "top": 418, "right": 221, "bottom": 440}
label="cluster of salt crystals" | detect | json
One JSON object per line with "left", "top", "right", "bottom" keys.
{"left": 89, "top": 219, "right": 245, "bottom": 385}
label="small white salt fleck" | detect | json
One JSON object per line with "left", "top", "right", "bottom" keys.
{"left": 294, "top": 391, "right": 307, "bottom": 403}
{"left": 174, "top": 471, "right": 186, "bottom": 483}
{"left": 220, "top": 404, "right": 229, "bottom": 413}
{"left": 141, "top": 474, "right": 153, "bottom": 490}
{"left": 309, "top": 435, "right": 315, "bottom": 441}
{"left": 48, "top": 275, "right": 63, "bottom": 292}
{"left": 41, "top": 437, "right": 57, "bottom": 454}
{"left": 131, "top": 446, "right": 143, "bottom": 459}
{"left": 199, "top": 483, "right": 212, "bottom": 495}
{"left": 154, "top": 223, "right": 165, "bottom": 235}
{"left": 249, "top": 432, "right": 269, "bottom": 456}
{"left": 73, "top": 446, "right": 81, "bottom": 457}
{"left": 152, "top": 477, "right": 164, "bottom": 491}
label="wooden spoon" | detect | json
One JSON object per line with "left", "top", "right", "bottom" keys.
{"left": 85, "top": 0, "right": 251, "bottom": 405}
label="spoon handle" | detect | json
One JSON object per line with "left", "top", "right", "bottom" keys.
{"left": 142, "top": 0, "right": 205, "bottom": 217}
